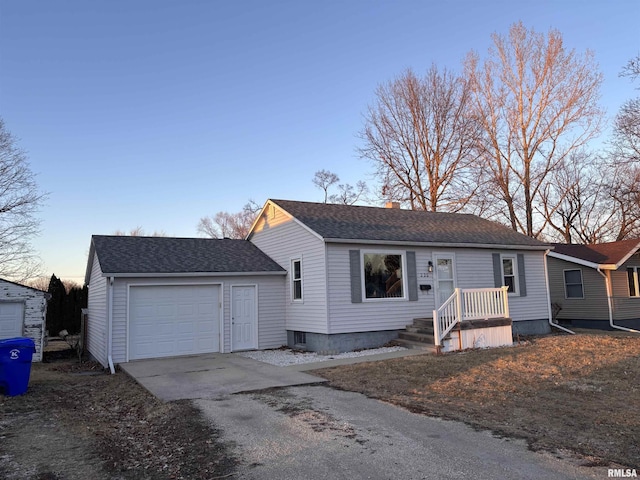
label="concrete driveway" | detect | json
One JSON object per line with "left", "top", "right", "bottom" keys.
{"left": 120, "top": 353, "right": 326, "bottom": 401}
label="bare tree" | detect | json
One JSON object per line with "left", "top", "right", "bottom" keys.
{"left": 0, "top": 119, "right": 46, "bottom": 282}
{"left": 26, "top": 276, "right": 50, "bottom": 292}
{"left": 611, "top": 55, "right": 640, "bottom": 163}
{"left": 197, "top": 200, "right": 261, "bottom": 239}
{"left": 312, "top": 170, "right": 340, "bottom": 203}
{"left": 113, "top": 227, "right": 166, "bottom": 236}
{"left": 329, "top": 180, "right": 369, "bottom": 205}
{"left": 464, "top": 22, "right": 604, "bottom": 237}
{"left": 360, "top": 65, "right": 480, "bottom": 211}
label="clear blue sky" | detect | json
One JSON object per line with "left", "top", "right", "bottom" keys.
{"left": 1, "top": 0, "right": 638, "bottom": 283}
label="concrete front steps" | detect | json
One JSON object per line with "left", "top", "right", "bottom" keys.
{"left": 392, "top": 318, "right": 440, "bottom": 352}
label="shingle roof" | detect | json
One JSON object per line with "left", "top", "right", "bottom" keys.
{"left": 551, "top": 239, "right": 640, "bottom": 267}
{"left": 88, "top": 235, "right": 285, "bottom": 278}
{"left": 270, "top": 199, "right": 549, "bottom": 248}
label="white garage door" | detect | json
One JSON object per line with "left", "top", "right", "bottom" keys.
{"left": 0, "top": 302, "right": 24, "bottom": 339}
{"left": 129, "top": 285, "right": 220, "bottom": 360}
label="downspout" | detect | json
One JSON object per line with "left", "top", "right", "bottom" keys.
{"left": 107, "top": 276, "right": 115, "bottom": 374}
{"left": 544, "top": 250, "right": 575, "bottom": 334}
{"left": 597, "top": 267, "right": 640, "bottom": 333}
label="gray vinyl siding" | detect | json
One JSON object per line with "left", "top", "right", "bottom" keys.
{"left": 547, "top": 257, "right": 609, "bottom": 321}
{"left": 86, "top": 252, "right": 108, "bottom": 367}
{"left": 440, "top": 248, "right": 549, "bottom": 322}
{"left": 327, "top": 243, "right": 429, "bottom": 333}
{"left": 109, "top": 275, "right": 286, "bottom": 363}
{"left": 327, "top": 245, "right": 550, "bottom": 334}
{"left": 250, "top": 206, "right": 328, "bottom": 333}
{"left": 611, "top": 254, "right": 640, "bottom": 320}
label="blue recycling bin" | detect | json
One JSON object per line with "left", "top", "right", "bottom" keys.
{"left": 0, "top": 337, "right": 36, "bottom": 396}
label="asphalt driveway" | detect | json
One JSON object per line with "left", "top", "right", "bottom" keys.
{"left": 197, "top": 385, "right": 605, "bottom": 480}
{"left": 121, "top": 352, "right": 606, "bottom": 479}
{"left": 120, "top": 353, "right": 326, "bottom": 401}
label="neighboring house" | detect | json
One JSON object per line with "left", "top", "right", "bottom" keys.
{"left": 84, "top": 236, "right": 286, "bottom": 370}
{"left": 0, "top": 278, "right": 49, "bottom": 362}
{"left": 85, "top": 199, "right": 553, "bottom": 368}
{"left": 547, "top": 239, "right": 640, "bottom": 330}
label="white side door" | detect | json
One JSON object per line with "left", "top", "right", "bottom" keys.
{"left": 231, "top": 285, "right": 257, "bottom": 351}
{"left": 434, "top": 253, "right": 456, "bottom": 307}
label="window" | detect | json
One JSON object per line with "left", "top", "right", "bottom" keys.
{"left": 291, "top": 259, "right": 302, "bottom": 301}
{"left": 293, "top": 331, "right": 306, "bottom": 345}
{"left": 628, "top": 267, "right": 639, "bottom": 297}
{"left": 363, "top": 252, "right": 404, "bottom": 299}
{"left": 501, "top": 256, "right": 518, "bottom": 294}
{"left": 564, "top": 269, "right": 584, "bottom": 299}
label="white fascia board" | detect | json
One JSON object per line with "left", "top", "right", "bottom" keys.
{"left": 101, "top": 271, "right": 286, "bottom": 278}
{"left": 547, "top": 251, "right": 600, "bottom": 269}
{"left": 323, "top": 238, "right": 551, "bottom": 251}
{"left": 245, "top": 200, "right": 272, "bottom": 240}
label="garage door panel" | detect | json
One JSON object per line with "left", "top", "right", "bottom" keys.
{"left": 129, "top": 285, "right": 220, "bottom": 360}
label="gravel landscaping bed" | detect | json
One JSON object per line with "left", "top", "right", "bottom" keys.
{"left": 237, "top": 346, "right": 406, "bottom": 366}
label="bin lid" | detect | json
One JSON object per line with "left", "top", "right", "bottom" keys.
{"left": 0, "top": 337, "right": 35, "bottom": 348}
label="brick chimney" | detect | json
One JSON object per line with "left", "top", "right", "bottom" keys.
{"left": 385, "top": 201, "right": 401, "bottom": 209}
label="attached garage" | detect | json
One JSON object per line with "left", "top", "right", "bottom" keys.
{"left": 0, "top": 278, "right": 49, "bottom": 362}
{"left": 85, "top": 236, "right": 286, "bottom": 370}
{"left": 128, "top": 284, "right": 221, "bottom": 360}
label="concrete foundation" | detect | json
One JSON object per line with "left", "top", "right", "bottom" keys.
{"left": 511, "top": 319, "right": 551, "bottom": 335}
{"left": 287, "top": 330, "right": 400, "bottom": 355}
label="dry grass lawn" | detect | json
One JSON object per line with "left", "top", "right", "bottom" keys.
{"left": 314, "top": 331, "right": 640, "bottom": 468}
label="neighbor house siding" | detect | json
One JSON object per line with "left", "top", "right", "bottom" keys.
{"left": 249, "top": 205, "right": 328, "bottom": 333}
{"left": 611, "top": 254, "right": 640, "bottom": 320}
{"left": 547, "top": 257, "right": 609, "bottom": 321}
{"left": 86, "top": 252, "right": 108, "bottom": 367}
{"left": 109, "top": 275, "right": 285, "bottom": 363}
{"left": 0, "top": 280, "right": 47, "bottom": 362}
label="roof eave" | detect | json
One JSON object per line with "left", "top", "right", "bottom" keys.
{"left": 547, "top": 251, "right": 601, "bottom": 269}
{"left": 613, "top": 241, "right": 640, "bottom": 269}
{"left": 100, "top": 271, "right": 286, "bottom": 278}
{"left": 322, "top": 237, "right": 550, "bottom": 250}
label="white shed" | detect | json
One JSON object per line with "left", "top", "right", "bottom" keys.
{"left": 0, "top": 278, "right": 49, "bottom": 362}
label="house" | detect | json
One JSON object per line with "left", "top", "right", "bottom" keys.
{"left": 85, "top": 199, "right": 553, "bottom": 368}
{"left": 547, "top": 239, "right": 640, "bottom": 331}
{"left": 0, "top": 278, "right": 49, "bottom": 362}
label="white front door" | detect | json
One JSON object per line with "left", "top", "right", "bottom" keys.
{"left": 232, "top": 285, "right": 257, "bottom": 351}
{"left": 0, "top": 302, "right": 23, "bottom": 338}
{"left": 434, "top": 253, "right": 456, "bottom": 307}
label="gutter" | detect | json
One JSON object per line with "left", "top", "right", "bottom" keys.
{"left": 597, "top": 267, "right": 640, "bottom": 333}
{"left": 544, "top": 250, "right": 575, "bottom": 334}
{"left": 107, "top": 276, "right": 115, "bottom": 374}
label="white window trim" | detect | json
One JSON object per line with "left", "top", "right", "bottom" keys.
{"left": 361, "top": 249, "right": 407, "bottom": 302}
{"left": 291, "top": 258, "right": 303, "bottom": 302}
{"left": 501, "top": 254, "right": 519, "bottom": 296}
{"left": 628, "top": 266, "right": 640, "bottom": 298}
{"left": 563, "top": 268, "right": 584, "bottom": 299}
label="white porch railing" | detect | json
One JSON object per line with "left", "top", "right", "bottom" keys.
{"left": 432, "top": 287, "right": 510, "bottom": 347}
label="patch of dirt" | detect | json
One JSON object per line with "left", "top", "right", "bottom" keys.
{"left": 314, "top": 331, "right": 640, "bottom": 468}
{"left": 0, "top": 352, "right": 237, "bottom": 480}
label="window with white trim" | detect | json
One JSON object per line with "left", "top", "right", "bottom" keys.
{"left": 628, "top": 267, "right": 639, "bottom": 297}
{"left": 564, "top": 269, "right": 584, "bottom": 299}
{"left": 291, "top": 259, "right": 302, "bottom": 301}
{"left": 501, "top": 255, "right": 518, "bottom": 294}
{"left": 363, "top": 252, "right": 405, "bottom": 299}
